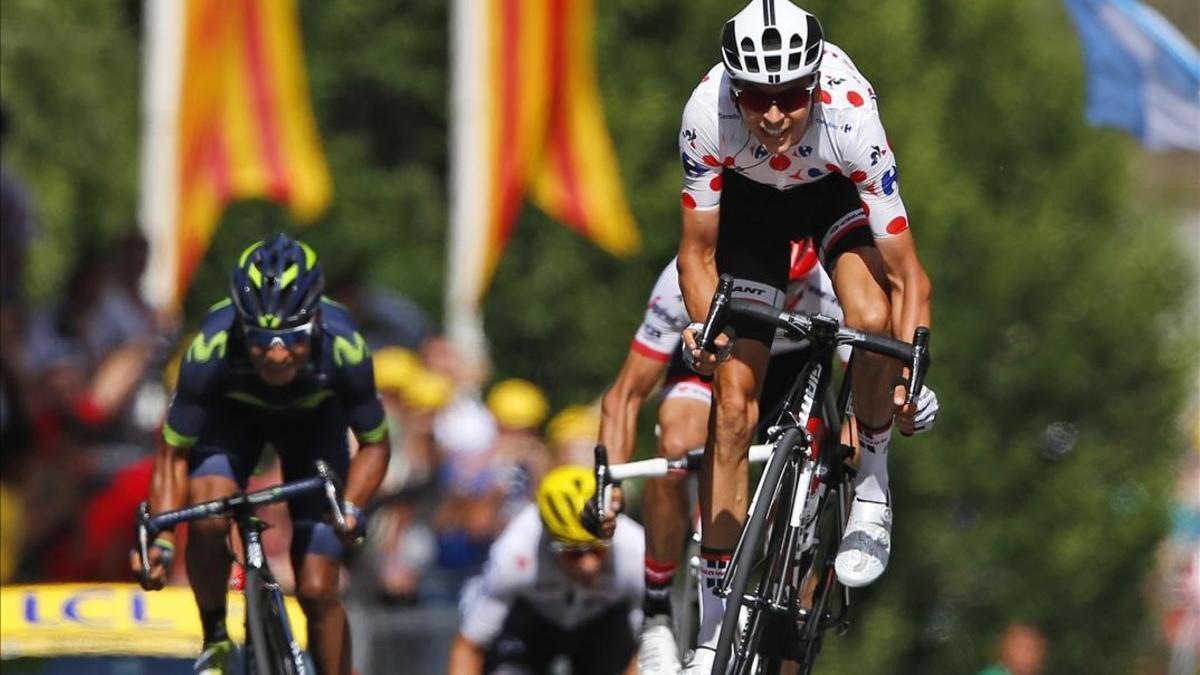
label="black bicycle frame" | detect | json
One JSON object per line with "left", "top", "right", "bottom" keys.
{"left": 136, "top": 461, "right": 350, "bottom": 675}
{"left": 700, "top": 273, "right": 931, "bottom": 673}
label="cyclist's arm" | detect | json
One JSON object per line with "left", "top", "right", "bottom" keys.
{"left": 875, "top": 231, "right": 931, "bottom": 346}
{"left": 448, "top": 634, "right": 485, "bottom": 675}
{"left": 599, "top": 349, "right": 667, "bottom": 465}
{"left": 152, "top": 352, "right": 214, "bottom": 525}
{"left": 345, "top": 436, "right": 389, "bottom": 509}
{"left": 341, "top": 338, "right": 391, "bottom": 509}
{"left": 149, "top": 435, "right": 190, "bottom": 524}
{"left": 840, "top": 108, "right": 931, "bottom": 344}
{"left": 677, "top": 206, "right": 721, "bottom": 323}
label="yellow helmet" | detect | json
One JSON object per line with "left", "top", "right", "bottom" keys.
{"left": 546, "top": 404, "right": 600, "bottom": 448}
{"left": 486, "top": 378, "right": 550, "bottom": 429}
{"left": 373, "top": 347, "right": 423, "bottom": 392}
{"left": 536, "top": 465, "right": 600, "bottom": 545}
{"left": 404, "top": 368, "right": 454, "bottom": 411}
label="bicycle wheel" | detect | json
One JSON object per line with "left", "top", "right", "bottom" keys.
{"left": 740, "top": 456, "right": 802, "bottom": 675}
{"left": 245, "top": 569, "right": 303, "bottom": 675}
{"left": 793, "top": 450, "right": 852, "bottom": 675}
{"left": 712, "top": 427, "right": 804, "bottom": 674}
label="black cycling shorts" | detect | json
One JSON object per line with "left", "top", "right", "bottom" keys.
{"left": 187, "top": 399, "right": 351, "bottom": 561}
{"left": 716, "top": 170, "right": 872, "bottom": 345}
{"left": 482, "top": 599, "right": 636, "bottom": 675}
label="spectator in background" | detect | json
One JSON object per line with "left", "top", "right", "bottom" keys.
{"left": 326, "top": 265, "right": 432, "bottom": 351}
{"left": 977, "top": 622, "right": 1048, "bottom": 675}
{"left": 0, "top": 101, "right": 37, "bottom": 497}
{"left": 546, "top": 404, "right": 602, "bottom": 467}
{"left": 367, "top": 347, "right": 453, "bottom": 604}
{"left": 373, "top": 347, "right": 452, "bottom": 492}
{"left": 486, "top": 378, "right": 551, "bottom": 515}
{"left": 87, "top": 232, "right": 156, "bottom": 356}
{"left": 0, "top": 102, "right": 37, "bottom": 369}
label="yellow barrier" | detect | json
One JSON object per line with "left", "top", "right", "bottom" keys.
{"left": 0, "top": 583, "right": 306, "bottom": 659}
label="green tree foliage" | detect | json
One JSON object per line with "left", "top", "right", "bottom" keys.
{"left": 1, "top": 0, "right": 1194, "bottom": 672}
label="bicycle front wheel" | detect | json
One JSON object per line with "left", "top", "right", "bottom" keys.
{"left": 712, "top": 427, "right": 804, "bottom": 674}
{"left": 245, "top": 569, "right": 303, "bottom": 675}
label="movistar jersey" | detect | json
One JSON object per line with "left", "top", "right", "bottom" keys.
{"left": 163, "top": 298, "right": 387, "bottom": 449}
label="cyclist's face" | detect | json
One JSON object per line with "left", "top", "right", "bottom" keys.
{"left": 555, "top": 546, "right": 608, "bottom": 585}
{"left": 735, "top": 78, "right": 817, "bottom": 156}
{"left": 247, "top": 336, "right": 311, "bottom": 386}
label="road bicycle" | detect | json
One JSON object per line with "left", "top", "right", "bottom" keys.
{"left": 691, "top": 274, "right": 929, "bottom": 674}
{"left": 596, "top": 442, "right": 775, "bottom": 660}
{"left": 594, "top": 401, "right": 845, "bottom": 667}
{"left": 136, "top": 461, "right": 354, "bottom": 675}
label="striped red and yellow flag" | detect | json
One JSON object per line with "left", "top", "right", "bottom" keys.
{"left": 175, "top": 0, "right": 331, "bottom": 303}
{"left": 463, "top": 0, "right": 641, "bottom": 296}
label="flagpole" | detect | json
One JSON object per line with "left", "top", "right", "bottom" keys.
{"left": 138, "top": 0, "right": 184, "bottom": 312}
{"left": 446, "top": 0, "right": 490, "bottom": 365}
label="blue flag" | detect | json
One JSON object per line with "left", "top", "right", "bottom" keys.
{"left": 1064, "top": 0, "right": 1200, "bottom": 151}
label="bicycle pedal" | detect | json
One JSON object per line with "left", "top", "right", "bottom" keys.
{"left": 836, "top": 620, "right": 852, "bottom": 636}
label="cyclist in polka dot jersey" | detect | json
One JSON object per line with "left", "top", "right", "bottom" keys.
{"left": 673, "top": 2, "right": 934, "bottom": 671}
{"left": 679, "top": 43, "right": 907, "bottom": 240}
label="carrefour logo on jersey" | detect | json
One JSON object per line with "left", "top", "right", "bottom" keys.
{"left": 753, "top": 144, "right": 769, "bottom": 159}
{"left": 881, "top": 165, "right": 899, "bottom": 196}
{"left": 681, "top": 152, "right": 710, "bottom": 178}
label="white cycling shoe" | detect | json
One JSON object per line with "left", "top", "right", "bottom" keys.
{"left": 638, "top": 615, "right": 682, "bottom": 674}
{"left": 682, "top": 646, "right": 716, "bottom": 675}
{"left": 834, "top": 496, "right": 893, "bottom": 588}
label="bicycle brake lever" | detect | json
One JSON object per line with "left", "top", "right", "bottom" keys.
{"left": 905, "top": 326, "right": 931, "bottom": 406}
{"left": 315, "top": 461, "right": 349, "bottom": 532}
{"left": 136, "top": 501, "right": 152, "bottom": 580}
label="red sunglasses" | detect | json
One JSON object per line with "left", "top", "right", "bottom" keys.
{"left": 733, "top": 75, "right": 818, "bottom": 114}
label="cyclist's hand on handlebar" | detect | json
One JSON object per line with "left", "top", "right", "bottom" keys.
{"left": 581, "top": 485, "right": 624, "bottom": 539}
{"left": 895, "top": 381, "right": 939, "bottom": 436}
{"left": 681, "top": 323, "right": 731, "bottom": 376}
{"left": 336, "top": 501, "right": 367, "bottom": 547}
{"left": 130, "top": 532, "right": 175, "bottom": 591}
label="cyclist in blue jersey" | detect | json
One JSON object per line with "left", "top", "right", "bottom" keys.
{"left": 130, "top": 234, "right": 390, "bottom": 675}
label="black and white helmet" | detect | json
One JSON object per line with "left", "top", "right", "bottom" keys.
{"left": 720, "top": 0, "right": 824, "bottom": 86}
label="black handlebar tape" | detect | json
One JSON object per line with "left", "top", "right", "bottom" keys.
{"left": 726, "top": 299, "right": 784, "bottom": 326}
{"left": 905, "top": 326, "right": 931, "bottom": 405}
{"left": 850, "top": 331, "right": 912, "bottom": 363}
{"left": 698, "top": 275, "right": 735, "bottom": 352}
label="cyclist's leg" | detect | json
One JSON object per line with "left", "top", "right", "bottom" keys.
{"left": 814, "top": 177, "right": 898, "bottom": 587}
{"left": 186, "top": 406, "right": 263, "bottom": 650}
{"left": 690, "top": 171, "right": 793, "bottom": 658}
{"left": 644, "top": 362, "right": 711, "bottom": 620}
{"left": 279, "top": 402, "right": 353, "bottom": 675}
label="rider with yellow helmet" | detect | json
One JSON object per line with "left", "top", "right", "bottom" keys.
{"left": 449, "top": 466, "right": 645, "bottom": 674}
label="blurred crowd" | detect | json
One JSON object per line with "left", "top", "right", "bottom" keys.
{"left": 0, "top": 122, "right": 604, "bottom": 609}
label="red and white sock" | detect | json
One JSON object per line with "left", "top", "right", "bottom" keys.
{"left": 644, "top": 555, "right": 678, "bottom": 618}
{"left": 695, "top": 548, "right": 732, "bottom": 650}
{"left": 855, "top": 423, "right": 892, "bottom": 503}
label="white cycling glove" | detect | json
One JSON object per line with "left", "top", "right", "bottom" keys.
{"left": 681, "top": 322, "right": 732, "bottom": 373}
{"left": 910, "top": 385, "right": 939, "bottom": 434}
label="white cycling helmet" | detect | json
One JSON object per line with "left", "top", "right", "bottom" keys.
{"left": 721, "top": 0, "right": 824, "bottom": 86}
